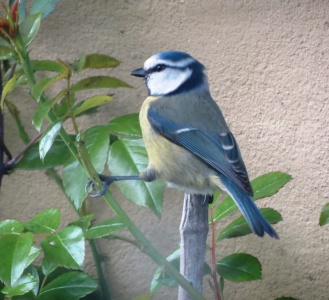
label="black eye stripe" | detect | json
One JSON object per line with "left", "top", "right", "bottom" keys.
{"left": 152, "top": 64, "right": 166, "bottom": 72}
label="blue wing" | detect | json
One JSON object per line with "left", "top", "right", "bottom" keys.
{"left": 147, "top": 104, "right": 253, "bottom": 196}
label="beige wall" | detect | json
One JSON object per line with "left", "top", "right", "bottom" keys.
{"left": 2, "top": 0, "right": 329, "bottom": 299}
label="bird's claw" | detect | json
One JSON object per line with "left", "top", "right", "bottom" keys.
{"left": 85, "top": 175, "right": 114, "bottom": 198}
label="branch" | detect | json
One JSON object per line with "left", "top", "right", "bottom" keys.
{"left": 178, "top": 194, "right": 209, "bottom": 300}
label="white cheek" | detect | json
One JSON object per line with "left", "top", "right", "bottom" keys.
{"left": 147, "top": 68, "right": 192, "bottom": 96}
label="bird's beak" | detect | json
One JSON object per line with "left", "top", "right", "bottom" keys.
{"left": 131, "top": 68, "right": 146, "bottom": 77}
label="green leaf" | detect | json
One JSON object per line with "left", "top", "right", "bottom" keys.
{"left": 42, "top": 226, "right": 85, "bottom": 270}
{"left": 320, "top": 203, "right": 329, "bottom": 226}
{"left": 0, "top": 45, "right": 14, "bottom": 60}
{"left": 39, "top": 122, "right": 62, "bottom": 160}
{"left": 31, "top": 59, "right": 67, "bottom": 72}
{"left": 151, "top": 249, "right": 211, "bottom": 293}
{"left": 17, "top": 0, "right": 28, "bottom": 22}
{"left": 25, "top": 247, "right": 41, "bottom": 269}
{"left": 71, "top": 76, "right": 132, "bottom": 92}
{"left": 0, "top": 220, "right": 24, "bottom": 234}
{"left": 74, "top": 53, "right": 121, "bottom": 73}
{"left": 213, "top": 172, "right": 292, "bottom": 222}
{"left": 1, "top": 74, "right": 20, "bottom": 110}
{"left": 73, "top": 95, "right": 114, "bottom": 117}
{"left": 6, "top": 101, "right": 30, "bottom": 144}
{"left": 25, "top": 208, "right": 60, "bottom": 233}
{"left": 217, "top": 208, "right": 282, "bottom": 241}
{"left": 41, "top": 257, "right": 57, "bottom": 276}
{"left": 15, "top": 136, "right": 73, "bottom": 170}
{"left": 62, "top": 161, "right": 88, "bottom": 210}
{"left": 38, "top": 271, "right": 97, "bottom": 300}
{"left": 63, "top": 126, "right": 109, "bottom": 209}
{"left": 20, "top": 13, "right": 41, "bottom": 46}
{"left": 0, "top": 233, "right": 33, "bottom": 287}
{"left": 32, "top": 100, "right": 54, "bottom": 131}
{"left": 85, "top": 217, "right": 126, "bottom": 239}
{"left": 252, "top": 172, "right": 292, "bottom": 200}
{"left": 108, "top": 138, "right": 164, "bottom": 217}
{"left": 108, "top": 113, "right": 142, "bottom": 139}
{"left": 1, "top": 273, "right": 37, "bottom": 297}
{"left": 25, "top": 265, "right": 39, "bottom": 296}
{"left": 217, "top": 253, "right": 262, "bottom": 282}
{"left": 31, "top": 70, "right": 69, "bottom": 101}
{"left": 69, "top": 214, "right": 94, "bottom": 232}
{"left": 151, "top": 249, "right": 180, "bottom": 292}
{"left": 31, "top": 0, "right": 61, "bottom": 19}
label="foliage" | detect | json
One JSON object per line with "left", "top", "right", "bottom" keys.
{"left": 0, "top": 1, "right": 297, "bottom": 300}
{"left": 149, "top": 172, "right": 297, "bottom": 299}
{"left": 0, "top": 1, "right": 190, "bottom": 299}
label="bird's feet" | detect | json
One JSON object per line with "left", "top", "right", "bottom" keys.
{"left": 85, "top": 174, "right": 115, "bottom": 198}
{"left": 201, "top": 194, "right": 214, "bottom": 206}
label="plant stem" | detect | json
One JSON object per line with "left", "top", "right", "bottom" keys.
{"left": 210, "top": 208, "right": 221, "bottom": 300}
{"left": 14, "top": 30, "right": 205, "bottom": 300}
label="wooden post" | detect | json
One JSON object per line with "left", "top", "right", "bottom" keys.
{"left": 178, "top": 193, "right": 209, "bottom": 300}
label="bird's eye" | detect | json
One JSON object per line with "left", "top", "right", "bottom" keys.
{"left": 154, "top": 64, "right": 166, "bottom": 72}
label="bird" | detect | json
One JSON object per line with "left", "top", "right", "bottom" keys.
{"left": 87, "top": 51, "right": 279, "bottom": 239}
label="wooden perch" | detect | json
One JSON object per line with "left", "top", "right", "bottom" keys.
{"left": 178, "top": 193, "right": 209, "bottom": 300}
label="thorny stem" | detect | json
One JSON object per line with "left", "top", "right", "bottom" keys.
{"left": 210, "top": 207, "right": 222, "bottom": 300}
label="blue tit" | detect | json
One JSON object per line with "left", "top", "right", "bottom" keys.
{"left": 89, "top": 51, "right": 279, "bottom": 239}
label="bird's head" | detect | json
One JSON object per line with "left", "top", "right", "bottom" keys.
{"left": 131, "top": 51, "right": 209, "bottom": 96}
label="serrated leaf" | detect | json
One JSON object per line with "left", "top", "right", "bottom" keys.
{"left": 108, "top": 138, "right": 164, "bottom": 217}
{"left": 69, "top": 214, "right": 94, "bottom": 232}
{"left": 63, "top": 126, "right": 109, "bottom": 209}
{"left": 15, "top": 136, "right": 73, "bottom": 170}
{"left": 25, "top": 265, "right": 39, "bottom": 296}
{"left": 217, "top": 208, "right": 282, "bottom": 241}
{"left": 25, "top": 247, "right": 41, "bottom": 269}
{"left": 71, "top": 76, "right": 132, "bottom": 92}
{"left": 62, "top": 160, "right": 88, "bottom": 210}
{"left": 319, "top": 203, "right": 329, "bottom": 226}
{"left": 213, "top": 172, "right": 292, "bottom": 222}
{"left": 85, "top": 217, "right": 126, "bottom": 239}
{"left": 0, "top": 220, "right": 24, "bottom": 234}
{"left": 20, "top": 13, "right": 41, "bottom": 46}
{"left": 217, "top": 253, "right": 262, "bottom": 282}
{"left": 0, "top": 233, "right": 33, "bottom": 287}
{"left": 0, "top": 45, "right": 14, "bottom": 60}
{"left": 31, "top": 59, "right": 67, "bottom": 72}
{"left": 73, "top": 95, "right": 114, "bottom": 117}
{"left": 74, "top": 53, "right": 121, "bottom": 73}
{"left": 38, "top": 271, "right": 97, "bottom": 300}
{"left": 41, "top": 257, "right": 57, "bottom": 276}
{"left": 41, "top": 226, "right": 85, "bottom": 270}
{"left": 1, "top": 273, "right": 37, "bottom": 297}
{"left": 25, "top": 208, "right": 60, "bottom": 233}
{"left": 39, "top": 122, "right": 62, "bottom": 160}
{"left": 108, "top": 113, "right": 142, "bottom": 138}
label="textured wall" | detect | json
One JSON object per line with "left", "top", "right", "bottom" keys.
{"left": 1, "top": 0, "right": 329, "bottom": 299}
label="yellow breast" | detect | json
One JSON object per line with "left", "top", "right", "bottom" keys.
{"left": 139, "top": 96, "right": 223, "bottom": 194}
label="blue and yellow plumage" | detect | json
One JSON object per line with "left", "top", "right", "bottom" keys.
{"left": 90, "top": 51, "right": 279, "bottom": 239}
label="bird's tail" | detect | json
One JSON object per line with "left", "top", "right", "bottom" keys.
{"left": 220, "top": 175, "right": 279, "bottom": 239}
